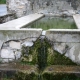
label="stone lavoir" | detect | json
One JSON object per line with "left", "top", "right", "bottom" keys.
{"left": 0, "top": 29, "right": 80, "bottom": 80}
{"left": 0, "top": 0, "right": 80, "bottom": 79}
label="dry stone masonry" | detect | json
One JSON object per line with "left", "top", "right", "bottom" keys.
{"left": 6, "top": 0, "right": 80, "bottom": 17}
{"left": 0, "top": 29, "right": 42, "bottom": 62}
{"left": 0, "top": 29, "right": 80, "bottom": 64}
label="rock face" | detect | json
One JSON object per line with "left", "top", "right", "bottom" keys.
{"left": 6, "top": 0, "right": 80, "bottom": 17}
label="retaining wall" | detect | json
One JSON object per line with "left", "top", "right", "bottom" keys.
{"left": 0, "top": 29, "right": 80, "bottom": 64}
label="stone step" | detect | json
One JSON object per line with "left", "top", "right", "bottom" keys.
{"left": 0, "top": 64, "right": 80, "bottom": 74}
{"left": 43, "top": 65, "right": 80, "bottom": 74}
{"left": 0, "top": 63, "right": 37, "bottom": 73}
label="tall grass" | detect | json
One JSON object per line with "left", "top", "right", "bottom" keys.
{"left": 0, "top": 0, "right": 6, "bottom": 4}
{"left": 30, "top": 17, "right": 77, "bottom": 30}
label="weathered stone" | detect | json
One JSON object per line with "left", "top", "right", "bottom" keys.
{"left": 0, "top": 29, "right": 42, "bottom": 63}
{"left": 0, "top": 29, "right": 42, "bottom": 49}
{"left": 0, "top": 13, "right": 16, "bottom": 24}
{"left": 1, "top": 49, "right": 15, "bottom": 62}
{"left": 9, "top": 41, "right": 21, "bottom": 49}
{"left": 6, "top": 0, "right": 32, "bottom": 17}
{"left": 22, "top": 41, "right": 33, "bottom": 47}
{"left": 2, "top": 42, "right": 9, "bottom": 48}
{"left": 53, "top": 43, "right": 67, "bottom": 54}
{"left": 1, "top": 48, "right": 21, "bottom": 63}
{"left": 0, "top": 5, "right": 16, "bottom": 23}
{"left": 46, "top": 30, "right": 80, "bottom": 64}
{"left": 73, "top": 14, "right": 80, "bottom": 29}
{"left": 66, "top": 44, "right": 80, "bottom": 64}
{"left": 22, "top": 37, "right": 37, "bottom": 42}
{"left": 5, "top": 0, "right": 80, "bottom": 17}
{"left": 14, "top": 50, "right": 21, "bottom": 60}
{"left": 46, "top": 30, "right": 80, "bottom": 43}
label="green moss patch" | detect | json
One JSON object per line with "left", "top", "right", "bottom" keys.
{"left": 47, "top": 50, "right": 77, "bottom": 65}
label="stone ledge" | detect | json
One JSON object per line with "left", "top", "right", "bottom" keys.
{"left": 0, "top": 13, "right": 44, "bottom": 29}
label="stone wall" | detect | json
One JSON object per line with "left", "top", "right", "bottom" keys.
{"left": 46, "top": 29, "right": 80, "bottom": 64}
{"left": 0, "top": 13, "right": 16, "bottom": 24}
{"left": 6, "top": 0, "right": 80, "bottom": 17}
{"left": 0, "top": 29, "right": 80, "bottom": 64}
{"left": 0, "top": 29, "right": 42, "bottom": 62}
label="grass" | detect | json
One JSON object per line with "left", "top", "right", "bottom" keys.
{"left": 29, "top": 17, "right": 77, "bottom": 30}
{"left": 0, "top": 0, "right": 6, "bottom": 4}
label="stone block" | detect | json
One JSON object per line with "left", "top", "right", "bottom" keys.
{"left": 1, "top": 49, "right": 15, "bottom": 59}
{"left": 9, "top": 41, "right": 21, "bottom": 49}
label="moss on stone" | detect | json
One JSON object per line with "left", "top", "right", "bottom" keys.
{"left": 15, "top": 71, "right": 38, "bottom": 80}
{"left": 42, "top": 73, "right": 80, "bottom": 80}
{"left": 47, "top": 45, "right": 76, "bottom": 65}
{"left": 21, "top": 37, "right": 77, "bottom": 66}
{"left": 51, "top": 50, "right": 77, "bottom": 65}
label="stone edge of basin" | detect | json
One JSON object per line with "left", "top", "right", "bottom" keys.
{"left": 0, "top": 28, "right": 42, "bottom": 31}
{"left": 46, "top": 29, "right": 80, "bottom": 32}
{"left": 0, "top": 13, "right": 45, "bottom": 29}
